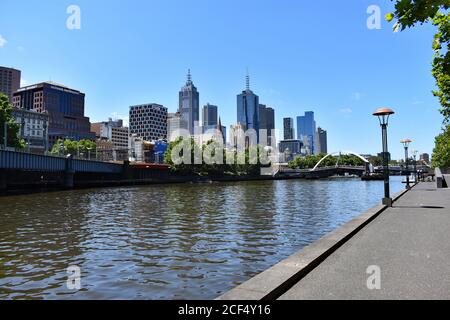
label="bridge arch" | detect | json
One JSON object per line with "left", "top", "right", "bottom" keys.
{"left": 312, "top": 151, "right": 370, "bottom": 171}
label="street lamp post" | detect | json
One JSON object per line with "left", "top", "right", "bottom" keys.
{"left": 401, "top": 139, "right": 413, "bottom": 190}
{"left": 373, "top": 108, "right": 395, "bottom": 207}
{"left": 412, "top": 149, "right": 418, "bottom": 184}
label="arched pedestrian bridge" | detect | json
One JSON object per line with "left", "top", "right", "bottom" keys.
{"left": 303, "top": 151, "right": 372, "bottom": 179}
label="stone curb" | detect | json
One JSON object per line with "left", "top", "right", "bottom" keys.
{"left": 216, "top": 186, "right": 412, "bottom": 300}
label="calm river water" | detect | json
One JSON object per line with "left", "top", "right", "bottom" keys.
{"left": 0, "top": 177, "right": 403, "bottom": 299}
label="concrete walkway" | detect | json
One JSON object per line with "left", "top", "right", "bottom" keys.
{"left": 279, "top": 182, "right": 450, "bottom": 300}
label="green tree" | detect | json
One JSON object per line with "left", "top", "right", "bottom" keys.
{"left": 432, "top": 125, "right": 450, "bottom": 168}
{"left": 387, "top": 0, "right": 450, "bottom": 121}
{"left": 0, "top": 93, "right": 24, "bottom": 149}
{"left": 387, "top": 1, "right": 450, "bottom": 168}
{"left": 50, "top": 138, "right": 96, "bottom": 158}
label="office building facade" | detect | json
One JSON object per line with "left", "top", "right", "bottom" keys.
{"left": 0, "top": 66, "right": 21, "bottom": 103}
{"left": 167, "top": 112, "right": 184, "bottom": 142}
{"left": 178, "top": 70, "right": 199, "bottom": 134}
{"left": 13, "top": 81, "right": 95, "bottom": 148}
{"left": 91, "top": 118, "right": 129, "bottom": 150}
{"left": 316, "top": 127, "right": 328, "bottom": 154}
{"left": 129, "top": 104, "right": 168, "bottom": 141}
{"left": 279, "top": 139, "right": 303, "bottom": 161}
{"left": 259, "top": 104, "right": 275, "bottom": 146}
{"left": 237, "top": 75, "right": 259, "bottom": 143}
{"left": 202, "top": 103, "right": 218, "bottom": 127}
{"left": 283, "top": 118, "right": 294, "bottom": 140}
{"left": 12, "top": 108, "right": 49, "bottom": 154}
{"left": 297, "top": 111, "right": 316, "bottom": 155}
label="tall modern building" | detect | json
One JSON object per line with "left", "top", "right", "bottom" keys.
{"left": 283, "top": 118, "right": 294, "bottom": 140}
{"left": 202, "top": 103, "right": 218, "bottom": 127}
{"left": 297, "top": 111, "right": 316, "bottom": 155}
{"left": 0, "top": 66, "right": 21, "bottom": 103}
{"left": 167, "top": 112, "right": 184, "bottom": 142}
{"left": 259, "top": 104, "right": 275, "bottom": 146}
{"left": 279, "top": 139, "right": 303, "bottom": 161}
{"left": 178, "top": 70, "right": 199, "bottom": 134}
{"left": 237, "top": 73, "right": 260, "bottom": 143}
{"left": 13, "top": 81, "right": 95, "bottom": 148}
{"left": 316, "top": 127, "right": 328, "bottom": 154}
{"left": 129, "top": 104, "right": 168, "bottom": 141}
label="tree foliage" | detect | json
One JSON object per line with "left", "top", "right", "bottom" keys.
{"left": 387, "top": 0, "right": 450, "bottom": 122}
{"left": 0, "top": 93, "right": 25, "bottom": 149}
{"left": 164, "top": 137, "right": 269, "bottom": 176}
{"left": 432, "top": 125, "right": 450, "bottom": 168}
{"left": 50, "top": 138, "right": 96, "bottom": 158}
{"left": 387, "top": 1, "right": 450, "bottom": 168}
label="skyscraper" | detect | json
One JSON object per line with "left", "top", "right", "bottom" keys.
{"left": 129, "top": 103, "right": 168, "bottom": 141}
{"left": 259, "top": 104, "right": 275, "bottom": 146}
{"left": 283, "top": 117, "right": 294, "bottom": 140}
{"left": 167, "top": 112, "right": 184, "bottom": 142}
{"left": 237, "top": 73, "right": 259, "bottom": 143}
{"left": 178, "top": 69, "right": 199, "bottom": 134}
{"left": 13, "top": 81, "right": 95, "bottom": 148}
{"left": 297, "top": 111, "right": 316, "bottom": 155}
{"left": 202, "top": 103, "right": 218, "bottom": 127}
{"left": 316, "top": 127, "right": 328, "bottom": 154}
{"left": 0, "top": 66, "right": 21, "bottom": 103}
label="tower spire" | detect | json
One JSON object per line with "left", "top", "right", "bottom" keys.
{"left": 187, "top": 69, "right": 192, "bottom": 85}
{"left": 246, "top": 69, "right": 250, "bottom": 91}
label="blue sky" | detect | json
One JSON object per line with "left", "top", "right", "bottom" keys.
{"left": 0, "top": 0, "right": 444, "bottom": 159}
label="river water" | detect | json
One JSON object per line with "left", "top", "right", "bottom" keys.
{"left": 0, "top": 177, "right": 403, "bottom": 299}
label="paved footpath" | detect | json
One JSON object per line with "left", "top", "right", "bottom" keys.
{"left": 279, "top": 182, "right": 450, "bottom": 300}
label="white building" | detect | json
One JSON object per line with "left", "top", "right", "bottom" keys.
{"left": 12, "top": 108, "right": 49, "bottom": 153}
{"left": 167, "top": 112, "right": 184, "bottom": 142}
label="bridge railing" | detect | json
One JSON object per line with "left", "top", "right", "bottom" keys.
{"left": 0, "top": 149, "right": 66, "bottom": 171}
{"left": 0, "top": 149, "right": 123, "bottom": 174}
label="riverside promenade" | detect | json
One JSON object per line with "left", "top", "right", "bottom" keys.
{"left": 218, "top": 182, "right": 450, "bottom": 300}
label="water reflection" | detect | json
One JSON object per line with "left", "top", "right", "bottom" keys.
{"left": 0, "top": 177, "right": 403, "bottom": 299}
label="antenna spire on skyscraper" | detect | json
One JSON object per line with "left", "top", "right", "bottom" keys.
{"left": 187, "top": 69, "right": 192, "bottom": 85}
{"left": 246, "top": 69, "right": 250, "bottom": 91}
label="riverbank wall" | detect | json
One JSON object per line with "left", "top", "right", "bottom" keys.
{"left": 0, "top": 166, "right": 303, "bottom": 196}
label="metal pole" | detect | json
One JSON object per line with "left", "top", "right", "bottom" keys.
{"left": 405, "top": 146, "right": 410, "bottom": 189}
{"left": 413, "top": 155, "right": 417, "bottom": 183}
{"left": 382, "top": 124, "right": 390, "bottom": 203}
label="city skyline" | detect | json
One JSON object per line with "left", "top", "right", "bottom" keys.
{"left": 0, "top": 0, "right": 442, "bottom": 159}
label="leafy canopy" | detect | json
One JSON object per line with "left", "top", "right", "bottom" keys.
{"left": 387, "top": 1, "right": 450, "bottom": 168}
{"left": 50, "top": 138, "right": 96, "bottom": 157}
{"left": 387, "top": 0, "right": 450, "bottom": 122}
{"left": 0, "top": 93, "right": 25, "bottom": 149}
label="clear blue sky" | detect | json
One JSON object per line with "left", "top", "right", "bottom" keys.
{"left": 0, "top": 0, "right": 443, "bottom": 159}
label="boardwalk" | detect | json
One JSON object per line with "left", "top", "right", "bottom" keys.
{"left": 279, "top": 182, "right": 450, "bottom": 300}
